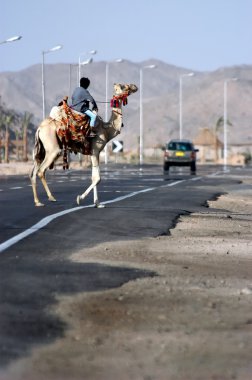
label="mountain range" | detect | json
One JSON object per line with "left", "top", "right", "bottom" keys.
{"left": 0, "top": 59, "right": 251, "bottom": 153}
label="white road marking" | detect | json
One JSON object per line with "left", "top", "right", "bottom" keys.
{"left": 0, "top": 173, "right": 213, "bottom": 253}
{"left": 189, "top": 176, "right": 202, "bottom": 181}
{"left": 162, "top": 180, "right": 186, "bottom": 188}
{"left": 0, "top": 205, "right": 92, "bottom": 253}
{"left": 142, "top": 179, "right": 164, "bottom": 181}
{"left": 0, "top": 187, "right": 154, "bottom": 253}
{"left": 10, "top": 187, "right": 23, "bottom": 190}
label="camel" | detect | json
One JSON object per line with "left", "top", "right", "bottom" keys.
{"left": 30, "top": 83, "right": 138, "bottom": 207}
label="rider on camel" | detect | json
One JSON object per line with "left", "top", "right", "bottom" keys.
{"left": 71, "top": 77, "right": 98, "bottom": 137}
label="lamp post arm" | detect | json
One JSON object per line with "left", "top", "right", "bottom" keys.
{"left": 0, "top": 35, "right": 22, "bottom": 45}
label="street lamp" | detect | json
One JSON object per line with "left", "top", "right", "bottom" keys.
{"left": 179, "top": 72, "right": 194, "bottom": 140}
{"left": 139, "top": 64, "right": 156, "bottom": 168}
{"left": 42, "top": 44, "right": 62, "bottom": 119}
{"left": 0, "top": 35, "right": 22, "bottom": 45}
{"left": 69, "top": 58, "right": 93, "bottom": 97}
{"left": 104, "top": 58, "right": 124, "bottom": 165}
{"left": 223, "top": 77, "right": 237, "bottom": 171}
{"left": 78, "top": 50, "right": 97, "bottom": 84}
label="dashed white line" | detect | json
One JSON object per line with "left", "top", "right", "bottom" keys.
{"left": 189, "top": 176, "right": 202, "bottom": 181}
{"left": 162, "top": 180, "right": 186, "bottom": 188}
{"left": 0, "top": 187, "right": 154, "bottom": 253}
{"left": 0, "top": 175, "right": 207, "bottom": 253}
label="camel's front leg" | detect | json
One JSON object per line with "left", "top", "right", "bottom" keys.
{"left": 93, "top": 185, "right": 105, "bottom": 208}
{"left": 93, "top": 185, "right": 98, "bottom": 205}
{"left": 76, "top": 165, "right": 101, "bottom": 206}
{"left": 77, "top": 156, "right": 103, "bottom": 207}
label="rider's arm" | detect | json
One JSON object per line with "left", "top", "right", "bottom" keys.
{"left": 86, "top": 90, "right": 98, "bottom": 112}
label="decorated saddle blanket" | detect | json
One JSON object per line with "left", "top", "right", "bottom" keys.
{"left": 49, "top": 99, "right": 91, "bottom": 155}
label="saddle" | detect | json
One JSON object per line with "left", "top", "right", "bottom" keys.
{"left": 49, "top": 97, "right": 92, "bottom": 167}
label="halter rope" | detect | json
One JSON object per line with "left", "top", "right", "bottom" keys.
{"left": 110, "top": 91, "right": 130, "bottom": 108}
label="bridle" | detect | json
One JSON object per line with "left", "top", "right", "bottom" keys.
{"left": 110, "top": 90, "right": 130, "bottom": 108}
{"left": 109, "top": 92, "right": 127, "bottom": 131}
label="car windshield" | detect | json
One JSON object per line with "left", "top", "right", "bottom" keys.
{"left": 167, "top": 142, "right": 192, "bottom": 151}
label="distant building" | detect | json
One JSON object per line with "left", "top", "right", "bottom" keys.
{"left": 194, "top": 127, "right": 249, "bottom": 166}
{"left": 194, "top": 128, "right": 223, "bottom": 163}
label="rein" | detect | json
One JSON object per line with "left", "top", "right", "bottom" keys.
{"left": 112, "top": 109, "right": 122, "bottom": 115}
{"left": 96, "top": 91, "right": 130, "bottom": 107}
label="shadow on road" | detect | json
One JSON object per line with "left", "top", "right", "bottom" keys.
{"left": 0, "top": 255, "right": 156, "bottom": 368}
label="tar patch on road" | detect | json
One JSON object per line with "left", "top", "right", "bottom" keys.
{"left": 0, "top": 255, "right": 156, "bottom": 368}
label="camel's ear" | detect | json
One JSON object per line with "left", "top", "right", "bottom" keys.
{"left": 113, "top": 83, "right": 122, "bottom": 94}
{"left": 128, "top": 84, "right": 138, "bottom": 94}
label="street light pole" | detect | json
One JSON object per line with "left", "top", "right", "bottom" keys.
{"left": 41, "top": 44, "right": 62, "bottom": 119}
{"left": 0, "top": 35, "right": 22, "bottom": 45}
{"left": 223, "top": 77, "right": 237, "bottom": 171}
{"left": 179, "top": 72, "right": 194, "bottom": 140}
{"left": 77, "top": 57, "right": 94, "bottom": 87}
{"left": 139, "top": 64, "right": 156, "bottom": 168}
{"left": 78, "top": 50, "right": 97, "bottom": 84}
{"left": 104, "top": 58, "right": 123, "bottom": 165}
{"left": 42, "top": 51, "right": 45, "bottom": 119}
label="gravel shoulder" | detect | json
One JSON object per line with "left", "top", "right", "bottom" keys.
{"left": 1, "top": 171, "right": 252, "bottom": 380}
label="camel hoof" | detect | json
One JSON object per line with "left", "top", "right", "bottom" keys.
{"left": 35, "top": 202, "right": 44, "bottom": 207}
{"left": 94, "top": 203, "right": 105, "bottom": 208}
{"left": 77, "top": 195, "right": 81, "bottom": 205}
{"left": 48, "top": 196, "right": 56, "bottom": 202}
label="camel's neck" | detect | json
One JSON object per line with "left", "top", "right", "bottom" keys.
{"left": 105, "top": 106, "right": 123, "bottom": 142}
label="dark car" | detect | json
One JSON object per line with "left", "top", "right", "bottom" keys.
{"left": 163, "top": 139, "right": 198, "bottom": 174}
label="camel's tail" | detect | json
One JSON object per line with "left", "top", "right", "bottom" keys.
{"left": 33, "top": 129, "right": 45, "bottom": 164}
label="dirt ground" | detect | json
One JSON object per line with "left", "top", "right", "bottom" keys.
{"left": 0, "top": 162, "right": 34, "bottom": 176}
{"left": 0, "top": 167, "right": 252, "bottom": 380}
{"left": 0, "top": 161, "right": 84, "bottom": 176}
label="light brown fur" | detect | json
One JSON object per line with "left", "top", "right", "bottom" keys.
{"left": 30, "top": 83, "right": 138, "bottom": 207}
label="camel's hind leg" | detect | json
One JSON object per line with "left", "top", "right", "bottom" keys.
{"left": 30, "top": 161, "right": 44, "bottom": 207}
{"left": 37, "top": 149, "right": 61, "bottom": 203}
{"left": 31, "top": 120, "right": 62, "bottom": 206}
{"left": 30, "top": 149, "right": 61, "bottom": 206}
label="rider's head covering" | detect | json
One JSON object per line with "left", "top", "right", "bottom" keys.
{"left": 80, "top": 77, "right": 90, "bottom": 89}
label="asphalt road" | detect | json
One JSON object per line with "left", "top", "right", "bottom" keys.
{"left": 0, "top": 163, "right": 242, "bottom": 369}
{"left": 0, "top": 163, "right": 233, "bottom": 246}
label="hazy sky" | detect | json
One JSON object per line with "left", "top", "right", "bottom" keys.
{"left": 1, "top": 0, "right": 251, "bottom": 73}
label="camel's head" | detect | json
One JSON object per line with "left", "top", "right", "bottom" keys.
{"left": 113, "top": 83, "right": 138, "bottom": 96}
